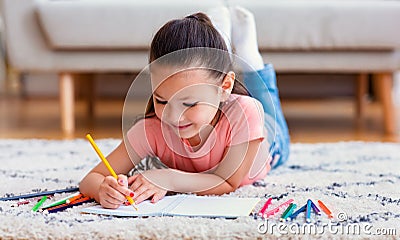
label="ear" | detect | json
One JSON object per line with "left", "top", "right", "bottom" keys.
{"left": 220, "top": 71, "right": 235, "bottom": 101}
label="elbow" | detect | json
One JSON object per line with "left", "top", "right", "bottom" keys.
{"left": 222, "top": 180, "right": 240, "bottom": 194}
{"left": 78, "top": 175, "right": 94, "bottom": 199}
{"left": 78, "top": 179, "right": 88, "bottom": 196}
{"left": 228, "top": 182, "right": 240, "bottom": 192}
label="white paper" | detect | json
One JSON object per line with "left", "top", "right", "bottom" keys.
{"left": 82, "top": 195, "right": 260, "bottom": 218}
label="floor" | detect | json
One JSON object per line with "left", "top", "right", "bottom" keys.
{"left": 0, "top": 96, "right": 399, "bottom": 143}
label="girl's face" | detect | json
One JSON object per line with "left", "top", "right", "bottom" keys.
{"left": 151, "top": 68, "right": 233, "bottom": 142}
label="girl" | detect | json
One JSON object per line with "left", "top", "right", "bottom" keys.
{"left": 79, "top": 6, "right": 290, "bottom": 209}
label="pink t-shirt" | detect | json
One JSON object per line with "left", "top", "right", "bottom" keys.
{"left": 126, "top": 94, "right": 271, "bottom": 186}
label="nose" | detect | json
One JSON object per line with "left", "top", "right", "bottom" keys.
{"left": 163, "top": 104, "right": 186, "bottom": 125}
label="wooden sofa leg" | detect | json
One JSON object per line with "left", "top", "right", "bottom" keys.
{"left": 355, "top": 73, "right": 368, "bottom": 122}
{"left": 59, "top": 73, "right": 75, "bottom": 137}
{"left": 373, "top": 73, "right": 396, "bottom": 135}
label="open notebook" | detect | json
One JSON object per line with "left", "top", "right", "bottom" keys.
{"left": 82, "top": 195, "right": 260, "bottom": 218}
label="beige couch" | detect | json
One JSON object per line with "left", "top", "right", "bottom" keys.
{"left": 2, "top": 0, "right": 400, "bottom": 136}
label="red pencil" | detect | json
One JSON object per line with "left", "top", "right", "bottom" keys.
{"left": 11, "top": 195, "right": 53, "bottom": 207}
{"left": 263, "top": 199, "right": 294, "bottom": 218}
{"left": 258, "top": 197, "right": 272, "bottom": 216}
{"left": 11, "top": 200, "right": 30, "bottom": 207}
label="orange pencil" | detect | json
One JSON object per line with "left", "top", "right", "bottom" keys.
{"left": 44, "top": 196, "right": 92, "bottom": 213}
{"left": 66, "top": 193, "right": 83, "bottom": 204}
{"left": 318, "top": 200, "right": 333, "bottom": 218}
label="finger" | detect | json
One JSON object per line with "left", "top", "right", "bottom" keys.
{"left": 151, "top": 192, "right": 166, "bottom": 203}
{"left": 106, "top": 175, "right": 135, "bottom": 198}
{"left": 98, "top": 189, "right": 123, "bottom": 208}
{"left": 103, "top": 184, "right": 126, "bottom": 203}
{"left": 103, "top": 177, "right": 133, "bottom": 202}
{"left": 117, "top": 174, "right": 128, "bottom": 187}
{"left": 129, "top": 176, "right": 144, "bottom": 192}
{"left": 100, "top": 198, "right": 121, "bottom": 209}
{"left": 104, "top": 175, "right": 119, "bottom": 188}
{"left": 116, "top": 174, "right": 135, "bottom": 197}
{"left": 132, "top": 183, "right": 148, "bottom": 199}
{"left": 135, "top": 189, "right": 154, "bottom": 204}
{"left": 128, "top": 175, "right": 139, "bottom": 185}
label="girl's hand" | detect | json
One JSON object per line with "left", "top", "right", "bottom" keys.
{"left": 98, "top": 174, "right": 135, "bottom": 209}
{"left": 128, "top": 173, "right": 167, "bottom": 204}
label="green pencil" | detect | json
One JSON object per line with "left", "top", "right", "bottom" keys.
{"left": 32, "top": 196, "right": 47, "bottom": 212}
{"left": 41, "top": 192, "right": 80, "bottom": 209}
{"left": 280, "top": 203, "right": 297, "bottom": 221}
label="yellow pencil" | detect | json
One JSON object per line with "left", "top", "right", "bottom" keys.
{"left": 86, "top": 134, "right": 137, "bottom": 210}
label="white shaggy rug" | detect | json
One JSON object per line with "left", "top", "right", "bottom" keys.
{"left": 0, "top": 139, "right": 399, "bottom": 239}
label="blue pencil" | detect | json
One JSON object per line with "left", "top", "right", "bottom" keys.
{"left": 306, "top": 199, "right": 312, "bottom": 223}
{"left": 288, "top": 204, "right": 306, "bottom": 220}
{"left": 0, "top": 187, "right": 79, "bottom": 201}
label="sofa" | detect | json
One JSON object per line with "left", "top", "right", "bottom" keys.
{"left": 2, "top": 0, "right": 400, "bottom": 136}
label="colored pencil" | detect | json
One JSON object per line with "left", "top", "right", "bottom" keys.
{"left": 263, "top": 198, "right": 294, "bottom": 218}
{"left": 318, "top": 200, "right": 333, "bottom": 218}
{"left": 32, "top": 196, "right": 47, "bottom": 212}
{"left": 311, "top": 200, "right": 321, "bottom": 215}
{"left": 86, "top": 134, "right": 137, "bottom": 210}
{"left": 280, "top": 203, "right": 297, "bottom": 221}
{"left": 66, "top": 193, "right": 83, "bottom": 204}
{"left": 288, "top": 204, "right": 306, "bottom": 220}
{"left": 306, "top": 199, "right": 312, "bottom": 223}
{"left": 44, "top": 197, "right": 93, "bottom": 214}
{"left": 258, "top": 197, "right": 272, "bottom": 216}
{"left": 0, "top": 187, "right": 79, "bottom": 201}
{"left": 43, "top": 196, "right": 89, "bottom": 212}
{"left": 42, "top": 192, "right": 81, "bottom": 209}
{"left": 11, "top": 200, "right": 30, "bottom": 207}
{"left": 11, "top": 196, "right": 48, "bottom": 207}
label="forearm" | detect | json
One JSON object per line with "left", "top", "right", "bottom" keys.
{"left": 79, "top": 172, "right": 105, "bottom": 202}
{"left": 144, "top": 169, "right": 236, "bottom": 195}
{"left": 195, "top": 179, "right": 236, "bottom": 195}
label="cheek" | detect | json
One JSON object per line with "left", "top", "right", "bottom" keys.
{"left": 185, "top": 106, "right": 218, "bottom": 123}
{"left": 154, "top": 104, "right": 164, "bottom": 119}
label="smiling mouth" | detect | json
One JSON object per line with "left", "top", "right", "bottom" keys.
{"left": 177, "top": 123, "right": 192, "bottom": 129}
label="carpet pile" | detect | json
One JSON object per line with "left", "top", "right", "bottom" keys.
{"left": 0, "top": 139, "right": 399, "bottom": 239}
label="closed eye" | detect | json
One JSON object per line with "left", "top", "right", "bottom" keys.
{"left": 183, "top": 102, "right": 199, "bottom": 107}
{"left": 155, "top": 98, "right": 167, "bottom": 105}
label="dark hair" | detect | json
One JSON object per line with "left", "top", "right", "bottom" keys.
{"left": 145, "top": 12, "right": 248, "bottom": 117}
{"left": 150, "top": 13, "right": 228, "bottom": 62}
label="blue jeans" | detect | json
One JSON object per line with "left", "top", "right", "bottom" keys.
{"left": 243, "top": 64, "right": 290, "bottom": 168}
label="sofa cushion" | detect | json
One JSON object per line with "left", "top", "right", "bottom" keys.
{"left": 240, "top": 0, "right": 400, "bottom": 50}
{"left": 36, "top": 0, "right": 400, "bottom": 51}
{"left": 36, "top": 0, "right": 217, "bottom": 50}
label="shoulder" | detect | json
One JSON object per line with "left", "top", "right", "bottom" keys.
{"left": 132, "top": 117, "right": 160, "bottom": 127}
{"left": 125, "top": 117, "right": 162, "bottom": 159}
{"left": 220, "top": 94, "right": 265, "bottom": 145}
{"left": 127, "top": 117, "right": 161, "bottom": 136}
{"left": 223, "top": 94, "right": 264, "bottom": 116}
